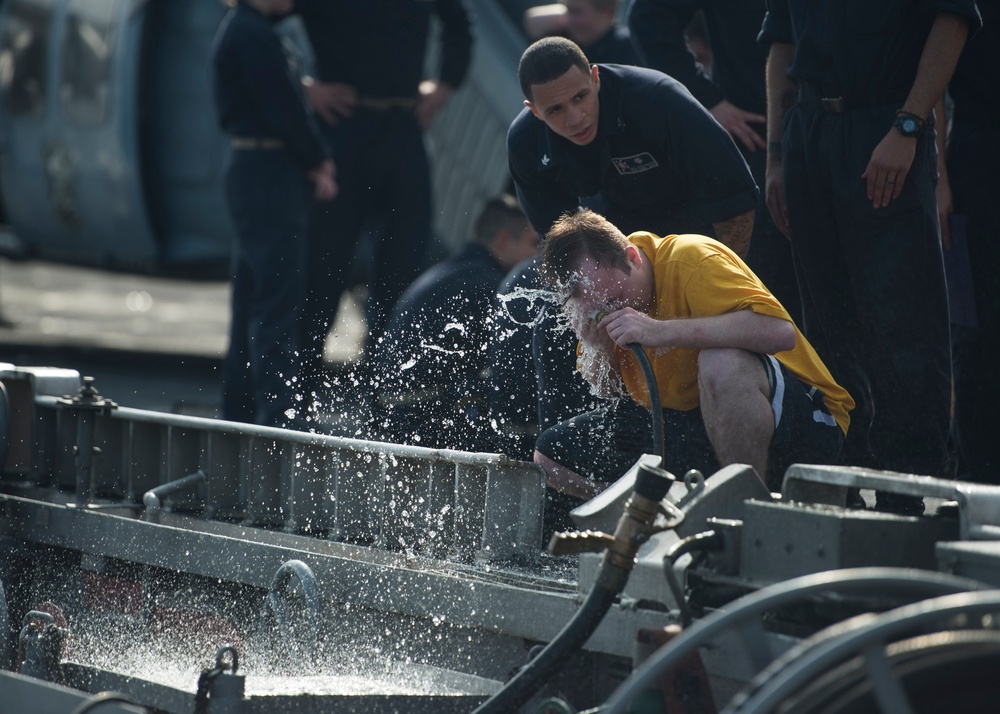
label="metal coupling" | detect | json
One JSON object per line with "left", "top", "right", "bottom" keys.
{"left": 604, "top": 462, "right": 675, "bottom": 573}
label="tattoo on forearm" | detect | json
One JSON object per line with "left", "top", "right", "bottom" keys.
{"left": 713, "top": 210, "right": 754, "bottom": 258}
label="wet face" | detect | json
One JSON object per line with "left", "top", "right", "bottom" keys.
{"left": 567, "top": 251, "right": 646, "bottom": 315}
{"left": 565, "top": 0, "right": 615, "bottom": 49}
{"left": 525, "top": 65, "right": 601, "bottom": 146}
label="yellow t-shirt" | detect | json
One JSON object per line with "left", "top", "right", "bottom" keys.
{"left": 615, "top": 232, "right": 854, "bottom": 435}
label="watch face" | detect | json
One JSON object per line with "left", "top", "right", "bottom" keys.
{"left": 897, "top": 116, "right": 920, "bottom": 136}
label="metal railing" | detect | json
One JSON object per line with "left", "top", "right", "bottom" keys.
{"left": 2, "top": 367, "right": 545, "bottom": 564}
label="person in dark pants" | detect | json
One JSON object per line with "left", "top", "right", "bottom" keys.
{"left": 935, "top": 5, "right": 998, "bottom": 484}
{"left": 506, "top": 37, "right": 758, "bottom": 526}
{"left": 760, "top": 0, "right": 981, "bottom": 513}
{"left": 369, "top": 196, "right": 538, "bottom": 451}
{"left": 290, "top": 0, "right": 473, "bottom": 389}
{"left": 212, "top": 0, "right": 336, "bottom": 429}
{"left": 627, "top": 0, "right": 801, "bottom": 324}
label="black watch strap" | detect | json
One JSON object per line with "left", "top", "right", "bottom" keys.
{"left": 893, "top": 111, "right": 925, "bottom": 138}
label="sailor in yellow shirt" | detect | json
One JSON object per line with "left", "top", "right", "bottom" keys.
{"left": 535, "top": 209, "right": 854, "bottom": 499}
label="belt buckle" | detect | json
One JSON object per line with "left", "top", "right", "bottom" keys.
{"left": 820, "top": 96, "right": 845, "bottom": 113}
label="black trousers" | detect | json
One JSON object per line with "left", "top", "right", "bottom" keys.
{"left": 782, "top": 104, "right": 952, "bottom": 477}
{"left": 222, "top": 149, "right": 310, "bottom": 428}
{"left": 301, "top": 107, "right": 432, "bottom": 378}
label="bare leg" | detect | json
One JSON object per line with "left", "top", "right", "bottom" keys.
{"left": 533, "top": 450, "right": 606, "bottom": 500}
{"left": 698, "top": 348, "right": 774, "bottom": 483}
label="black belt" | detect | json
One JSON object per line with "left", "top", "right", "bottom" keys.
{"left": 231, "top": 137, "right": 284, "bottom": 150}
{"left": 796, "top": 83, "right": 907, "bottom": 113}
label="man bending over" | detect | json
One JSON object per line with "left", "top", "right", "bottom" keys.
{"left": 535, "top": 209, "right": 853, "bottom": 500}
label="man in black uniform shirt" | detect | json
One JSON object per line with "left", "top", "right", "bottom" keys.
{"left": 760, "top": 0, "right": 981, "bottom": 511}
{"left": 509, "top": 37, "right": 757, "bottom": 250}
{"left": 370, "top": 196, "right": 539, "bottom": 451}
{"left": 628, "top": 0, "right": 801, "bottom": 323}
{"left": 505, "top": 37, "right": 757, "bottom": 508}
{"left": 212, "top": 0, "right": 336, "bottom": 429}
{"left": 291, "top": 0, "right": 473, "bottom": 386}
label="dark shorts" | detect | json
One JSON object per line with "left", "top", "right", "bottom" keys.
{"left": 536, "top": 355, "right": 844, "bottom": 490}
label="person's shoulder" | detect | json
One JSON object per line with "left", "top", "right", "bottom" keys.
{"left": 407, "top": 250, "right": 497, "bottom": 298}
{"left": 453, "top": 257, "right": 506, "bottom": 296}
{"left": 603, "top": 64, "right": 696, "bottom": 105}
{"left": 644, "top": 232, "right": 722, "bottom": 264}
{"left": 608, "top": 65, "right": 711, "bottom": 138}
{"left": 213, "top": 10, "right": 237, "bottom": 47}
{"left": 405, "top": 259, "right": 456, "bottom": 296}
{"left": 499, "top": 256, "right": 538, "bottom": 292}
{"left": 668, "top": 235, "right": 751, "bottom": 277}
{"left": 667, "top": 233, "right": 729, "bottom": 254}
{"left": 507, "top": 107, "right": 547, "bottom": 170}
{"left": 508, "top": 106, "right": 540, "bottom": 145}
{"left": 627, "top": 230, "right": 661, "bottom": 251}
{"left": 601, "top": 63, "right": 674, "bottom": 85}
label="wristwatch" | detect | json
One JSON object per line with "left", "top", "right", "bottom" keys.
{"left": 893, "top": 112, "right": 925, "bottom": 138}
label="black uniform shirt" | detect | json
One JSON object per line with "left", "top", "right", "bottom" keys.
{"left": 212, "top": 3, "right": 329, "bottom": 169}
{"left": 507, "top": 64, "right": 758, "bottom": 237}
{"left": 293, "top": 0, "right": 473, "bottom": 98}
{"left": 629, "top": 0, "right": 769, "bottom": 116}
{"left": 758, "top": 0, "right": 982, "bottom": 99}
